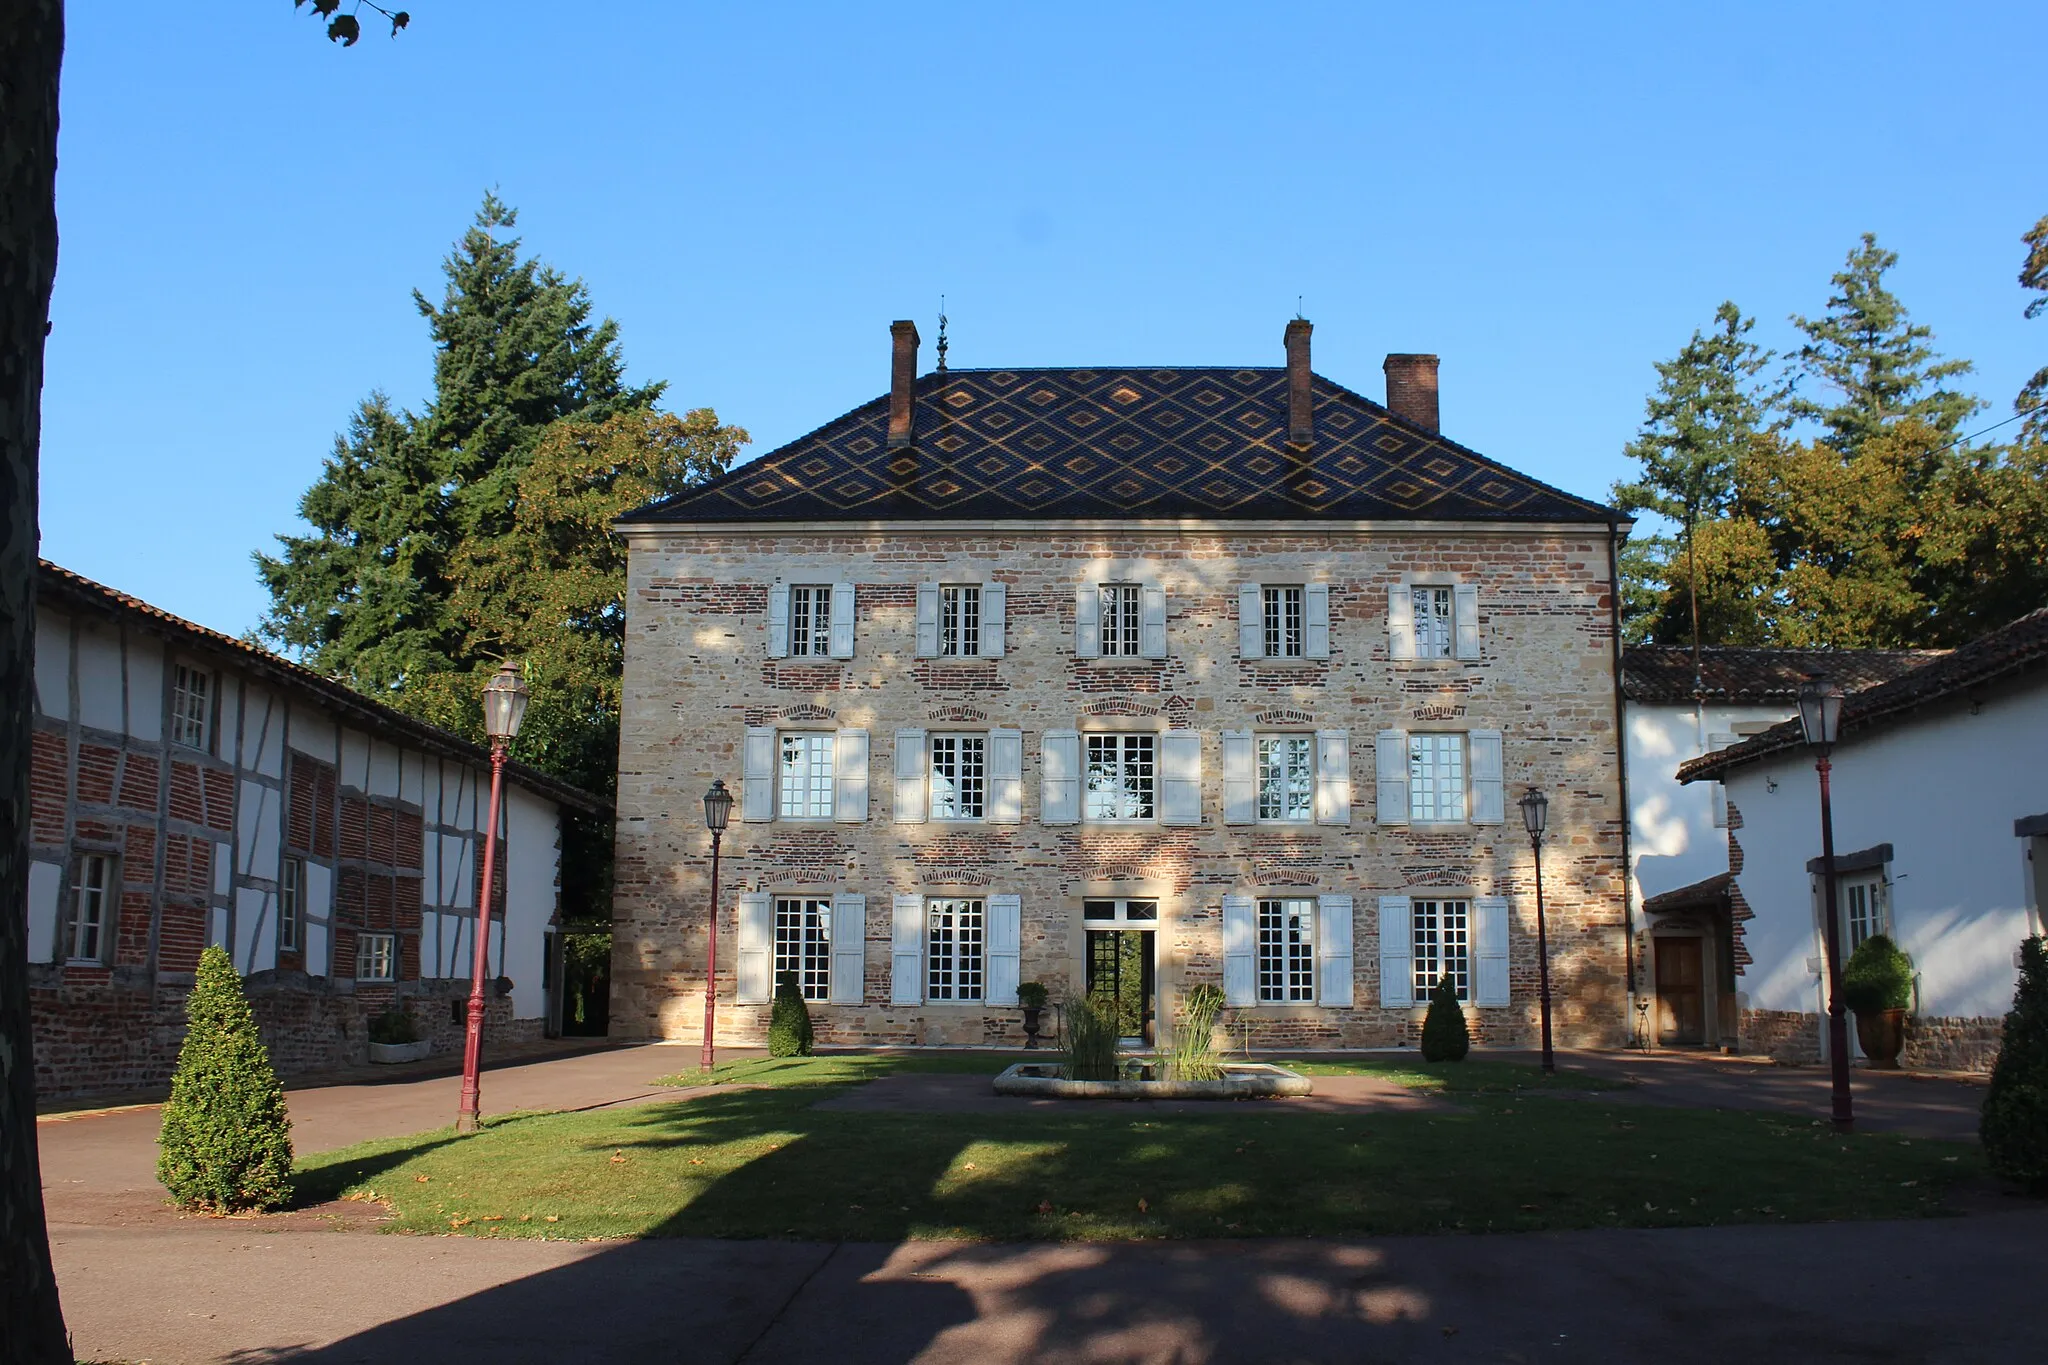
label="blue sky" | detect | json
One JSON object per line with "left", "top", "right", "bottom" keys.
{"left": 40, "top": 2, "right": 2044, "bottom": 639}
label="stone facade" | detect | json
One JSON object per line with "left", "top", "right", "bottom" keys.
{"left": 1737, "top": 1007, "right": 2006, "bottom": 1072}
{"left": 612, "top": 523, "right": 1632, "bottom": 1050}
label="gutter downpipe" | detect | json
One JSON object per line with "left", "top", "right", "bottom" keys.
{"left": 1608, "top": 521, "right": 1638, "bottom": 1034}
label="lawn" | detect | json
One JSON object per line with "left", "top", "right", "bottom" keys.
{"left": 294, "top": 1051, "right": 1984, "bottom": 1242}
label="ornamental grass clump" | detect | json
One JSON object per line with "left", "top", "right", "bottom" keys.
{"left": 1982, "top": 936, "right": 2048, "bottom": 1194}
{"left": 768, "top": 970, "right": 814, "bottom": 1058}
{"left": 1419, "top": 974, "right": 1471, "bottom": 1063}
{"left": 1061, "top": 996, "right": 1122, "bottom": 1081}
{"left": 1165, "top": 983, "right": 1227, "bottom": 1081}
{"left": 1842, "top": 934, "right": 1914, "bottom": 1015}
{"left": 157, "top": 945, "right": 294, "bottom": 1212}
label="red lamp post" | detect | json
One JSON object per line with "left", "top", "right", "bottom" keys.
{"left": 1798, "top": 675, "right": 1854, "bottom": 1133}
{"left": 456, "top": 661, "right": 529, "bottom": 1136}
{"left": 700, "top": 779, "right": 734, "bottom": 1074}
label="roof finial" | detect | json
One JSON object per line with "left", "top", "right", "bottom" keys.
{"left": 936, "top": 295, "right": 949, "bottom": 373}
{"left": 1296, "top": 294, "right": 1305, "bottom": 321}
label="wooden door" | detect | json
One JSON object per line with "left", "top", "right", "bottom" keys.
{"left": 1655, "top": 938, "right": 1705, "bottom": 1046}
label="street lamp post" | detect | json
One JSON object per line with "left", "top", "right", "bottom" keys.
{"left": 1518, "top": 786, "right": 1556, "bottom": 1075}
{"left": 456, "top": 661, "right": 529, "bottom": 1135}
{"left": 700, "top": 779, "right": 734, "bottom": 1074}
{"left": 1798, "top": 675, "right": 1855, "bottom": 1133}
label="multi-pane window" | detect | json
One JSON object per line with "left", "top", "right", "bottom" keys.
{"left": 1843, "top": 875, "right": 1885, "bottom": 951}
{"left": 356, "top": 931, "right": 396, "bottom": 982}
{"left": 940, "top": 585, "right": 981, "bottom": 658}
{"left": 1256, "top": 897, "right": 1315, "bottom": 1002}
{"left": 778, "top": 733, "right": 836, "bottom": 818}
{"left": 930, "top": 734, "right": 986, "bottom": 820}
{"left": 1412, "top": 898, "right": 1471, "bottom": 1001}
{"left": 171, "top": 664, "right": 210, "bottom": 750}
{"left": 1262, "top": 586, "right": 1305, "bottom": 658}
{"left": 927, "top": 897, "right": 985, "bottom": 1002}
{"left": 279, "top": 856, "right": 303, "bottom": 953}
{"left": 1097, "top": 584, "right": 1142, "bottom": 657}
{"left": 1257, "top": 735, "right": 1314, "bottom": 822}
{"left": 788, "top": 585, "right": 833, "bottom": 657}
{"left": 1409, "top": 733, "right": 1467, "bottom": 823}
{"left": 774, "top": 897, "right": 832, "bottom": 1001}
{"left": 1085, "top": 733, "right": 1156, "bottom": 820}
{"left": 65, "top": 853, "right": 113, "bottom": 963}
{"left": 1413, "top": 586, "right": 1454, "bottom": 659}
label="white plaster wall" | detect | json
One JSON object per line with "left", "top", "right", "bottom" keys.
{"left": 339, "top": 730, "right": 371, "bottom": 792}
{"left": 241, "top": 685, "right": 286, "bottom": 779}
{"left": 288, "top": 709, "right": 337, "bottom": 762}
{"left": 236, "top": 886, "right": 276, "bottom": 975}
{"left": 34, "top": 607, "right": 69, "bottom": 718}
{"left": 216, "top": 673, "right": 241, "bottom": 753}
{"left": 499, "top": 785, "right": 560, "bottom": 1021}
{"left": 1626, "top": 700, "right": 1791, "bottom": 904}
{"left": 27, "top": 860, "right": 62, "bottom": 962}
{"left": 75, "top": 622, "right": 123, "bottom": 733}
{"left": 1723, "top": 683, "right": 2048, "bottom": 1021}
{"left": 400, "top": 749, "right": 425, "bottom": 808}
{"left": 237, "top": 779, "right": 281, "bottom": 882}
{"left": 125, "top": 641, "right": 162, "bottom": 742}
{"left": 367, "top": 739, "right": 400, "bottom": 799}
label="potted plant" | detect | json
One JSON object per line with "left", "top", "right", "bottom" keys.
{"left": 1843, "top": 934, "right": 1914, "bottom": 1069}
{"left": 1018, "top": 981, "right": 1049, "bottom": 1049}
{"left": 367, "top": 1008, "right": 430, "bottom": 1064}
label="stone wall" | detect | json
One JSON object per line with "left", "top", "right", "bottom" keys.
{"left": 615, "top": 523, "right": 1631, "bottom": 1050}
{"left": 1903, "top": 1014, "right": 2004, "bottom": 1073}
{"left": 1740, "top": 1007, "right": 1820, "bottom": 1065}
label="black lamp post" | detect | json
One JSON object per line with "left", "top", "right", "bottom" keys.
{"left": 1798, "top": 675, "right": 1854, "bottom": 1132}
{"left": 1518, "top": 786, "right": 1556, "bottom": 1075}
{"left": 457, "top": 661, "right": 528, "bottom": 1135}
{"left": 700, "top": 779, "right": 734, "bottom": 1074}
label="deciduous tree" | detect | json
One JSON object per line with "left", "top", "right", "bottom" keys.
{"left": 2020, "top": 214, "right": 2048, "bottom": 443}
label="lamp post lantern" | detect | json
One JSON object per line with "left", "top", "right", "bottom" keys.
{"left": 1798, "top": 675, "right": 1854, "bottom": 1132}
{"left": 700, "top": 779, "right": 734, "bottom": 1074}
{"left": 1518, "top": 786, "right": 1556, "bottom": 1075}
{"left": 456, "top": 661, "right": 529, "bottom": 1135}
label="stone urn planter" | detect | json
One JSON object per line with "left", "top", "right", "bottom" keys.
{"left": 1018, "top": 982, "right": 1050, "bottom": 1050}
{"left": 368, "top": 1038, "right": 432, "bottom": 1065}
{"left": 1855, "top": 1008, "right": 1908, "bottom": 1069}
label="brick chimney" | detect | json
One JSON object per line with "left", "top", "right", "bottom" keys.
{"left": 888, "top": 320, "right": 921, "bottom": 449}
{"left": 1382, "top": 354, "right": 1440, "bottom": 433}
{"left": 1284, "top": 319, "right": 1314, "bottom": 449}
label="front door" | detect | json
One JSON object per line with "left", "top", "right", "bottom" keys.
{"left": 1086, "top": 930, "right": 1154, "bottom": 1047}
{"left": 1655, "top": 937, "right": 1705, "bottom": 1046}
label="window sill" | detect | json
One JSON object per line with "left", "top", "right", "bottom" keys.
{"left": 1254, "top": 818, "right": 1318, "bottom": 829}
{"left": 1081, "top": 819, "right": 1160, "bottom": 828}
{"left": 1076, "top": 656, "right": 1165, "bottom": 666}
{"left": 1239, "top": 656, "right": 1324, "bottom": 666}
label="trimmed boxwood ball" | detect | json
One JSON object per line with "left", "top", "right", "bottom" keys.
{"left": 1842, "top": 933, "right": 1914, "bottom": 1015}
{"left": 1982, "top": 936, "right": 2048, "bottom": 1194}
{"left": 768, "top": 970, "right": 814, "bottom": 1057}
{"left": 157, "top": 945, "right": 294, "bottom": 1212}
{"left": 1420, "top": 974, "right": 1471, "bottom": 1062}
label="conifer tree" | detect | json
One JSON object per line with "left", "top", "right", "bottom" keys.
{"left": 1981, "top": 937, "right": 2048, "bottom": 1193}
{"left": 1419, "top": 975, "right": 1470, "bottom": 1063}
{"left": 157, "top": 946, "right": 295, "bottom": 1213}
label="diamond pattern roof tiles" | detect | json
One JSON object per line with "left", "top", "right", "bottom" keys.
{"left": 622, "top": 367, "right": 1620, "bottom": 525}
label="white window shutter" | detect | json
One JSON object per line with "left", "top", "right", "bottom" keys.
{"left": 1221, "top": 730, "right": 1255, "bottom": 825}
{"left": 1378, "top": 895, "right": 1413, "bottom": 1007}
{"left": 915, "top": 583, "right": 941, "bottom": 657}
{"left": 1708, "top": 732, "right": 1738, "bottom": 828}
{"left": 1140, "top": 582, "right": 1169, "bottom": 659}
{"left": 890, "top": 893, "right": 923, "bottom": 1005}
{"left": 1387, "top": 584, "right": 1415, "bottom": 661}
{"left": 893, "top": 728, "right": 928, "bottom": 824}
{"left": 1469, "top": 729, "right": 1504, "bottom": 825}
{"left": 1315, "top": 729, "right": 1351, "bottom": 827}
{"left": 1375, "top": 728, "right": 1410, "bottom": 827}
{"left": 767, "top": 584, "right": 791, "bottom": 658}
{"left": 834, "top": 730, "right": 869, "bottom": 823}
{"left": 987, "top": 727, "right": 1023, "bottom": 823}
{"left": 1222, "top": 894, "right": 1256, "bottom": 1006}
{"left": 1305, "top": 582, "right": 1331, "bottom": 659}
{"left": 981, "top": 582, "right": 1007, "bottom": 658}
{"left": 1474, "top": 895, "right": 1510, "bottom": 1006}
{"left": 1454, "top": 583, "right": 1481, "bottom": 661}
{"left": 736, "top": 891, "right": 772, "bottom": 1004}
{"left": 1074, "top": 585, "right": 1100, "bottom": 658}
{"left": 830, "top": 891, "right": 866, "bottom": 1004}
{"left": 1318, "top": 894, "right": 1354, "bottom": 1007}
{"left": 986, "top": 893, "right": 1022, "bottom": 1006}
{"left": 1160, "top": 732, "right": 1202, "bottom": 827}
{"left": 742, "top": 727, "right": 776, "bottom": 822}
{"left": 828, "top": 582, "right": 856, "bottom": 659}
{"left": 1238, "top": 584, "right": 1264, "bottom": 659}
{"left": 1041, "top": 730, "right": 1081, "bottom": 825}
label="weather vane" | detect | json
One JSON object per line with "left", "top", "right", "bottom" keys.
{"left": 936, "top": 295, "right": 949, "bottom": 372}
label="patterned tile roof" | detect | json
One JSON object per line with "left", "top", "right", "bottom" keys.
{"left": 622, "top": 367, "right": 1620, "bottom": 525}
{"left": 1621, "top": 645, "right": 1947, "bottom": 705}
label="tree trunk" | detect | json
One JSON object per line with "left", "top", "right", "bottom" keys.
{"left": 0, "top": 1, "right": 72, "bottom": 1361}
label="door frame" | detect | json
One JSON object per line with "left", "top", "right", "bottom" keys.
{"left": 1080, "top": 896, "right": 1160, "bottom": 1048}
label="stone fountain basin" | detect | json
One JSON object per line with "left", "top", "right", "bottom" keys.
{"left": 992, "top": 1061, "right": 1312, "bottom": 1100}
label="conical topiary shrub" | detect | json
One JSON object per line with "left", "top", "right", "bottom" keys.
{"left": 157, "top": 944, "right": 294, "bottom": 1212}
{"left": 768, "top": 970, "right": 814, "bottom": 1057}
{"left": 1419, "top": 974, "right": 1471, "bottom": 1062}
{"left": 1982, "top": 936, "right": 2048, "bottom": 1193}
